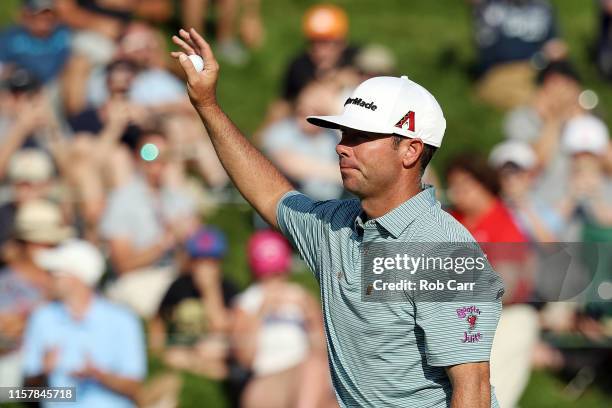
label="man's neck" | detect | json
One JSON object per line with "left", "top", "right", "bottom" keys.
{"left": 66, "top": 291, "right": 94, "bottom": 320}
{"left": 361, "top": 182, "right": 423, "bottom": 219}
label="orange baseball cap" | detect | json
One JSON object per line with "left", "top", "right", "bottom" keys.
{"left": 303, "top": 4, "right": 349, "bottom": 40}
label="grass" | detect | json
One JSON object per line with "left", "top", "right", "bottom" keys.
{"left": 1, "top": 1, "right": 611, "bottom": 407}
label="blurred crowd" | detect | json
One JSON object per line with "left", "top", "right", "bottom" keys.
{"left": 0, "top": 0, "right": 611, "bottom": 407}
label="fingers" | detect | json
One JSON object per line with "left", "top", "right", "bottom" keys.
{"left": 189, "top": 28, "right": 217, "bottom": 66}
{"left": 172, "top": 34, "right": 196, "bottom": 55}
{"left": 179, "top": 29, "right": 199, "bottom": 53}
{"left": 176, "top": 52, "right": 198, "bottom": 80}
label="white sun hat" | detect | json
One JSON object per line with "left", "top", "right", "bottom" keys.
{"left": 307, "top": 76, "right": 446, "bottom": 147}
{"left": 562, "top": 115, "right": 610, "bottom": 156}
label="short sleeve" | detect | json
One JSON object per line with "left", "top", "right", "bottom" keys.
{"left": 415, "top": 300, "right": 501, "bottom": 367}
{"left": 276, "top": 191, "right": 343, "bottom": 278}
{"left": 116, "top": 312, "right": 147, "bottom": 380}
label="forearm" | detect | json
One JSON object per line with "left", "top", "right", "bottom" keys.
{"left": 111, "top": 243, "right": 167, "bottom": 274}
{"left": 94, "top": 369, "right": 141, "bottom": 401}
{"left": 195, "top": 104, "right": 292, "bottom": 228}
{"left": 450, "top": 381, "right": 490, "bottom": 408}
{"left": 533, "top": 120, "right": 562, "bottom": 166}
{"left": 0, "top": 122, "right": 30, "bottom": 180}
{"left": 447, "top": 362, "right": 491, "bottom": 408}
{"left": 56, "top": 0, "right": 121, "bottom": 38}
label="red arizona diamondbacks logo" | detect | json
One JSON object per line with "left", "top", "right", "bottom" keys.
{"left": 394, "top": 111, "right": 416, "bottom": 132}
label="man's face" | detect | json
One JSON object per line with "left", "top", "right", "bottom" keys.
{"left": 309, "top": 39, "right": 346, "bottom": 71}
{"left": 13, "top": 181, "right": 49, "bottom": 205}
{"left": 52, "top": 274, "right": 87, "bottom": 301}
{"left": 106, "top": 65, "right": 136, "bottom": 96}
{"left": 499, "top": 166, "right": 532, "bottom": 200}
{"left": 336, "top": 128, "right": 406, "bottom": 198}
{"left": 137, "top": 134, "right": 169, "bottom": 187}
{"left": 22, "top": 9, "right": 57, "bottom": 38}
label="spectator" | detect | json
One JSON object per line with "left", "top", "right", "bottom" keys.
{"left": 149, "top": 227, "right": 238, "bottom": 380}
{"left": 556, "top": 115, "right": 612, "bottom": 233}
{"left": 503, "top": 60, "right": 584, "bottom": 203}
{"left": 446, "top": 153, "right": 537, "bottom": 408}
{"left": 446, "top": 153, "right": 527, "bottom": 243}
{"left": 261, "top": 81, "right": 343, "bottom": 201}
{"left": 0, "top": 200, "right": 72, "bottom": 389}
{"left": 470, "top": 0, "right": 567, "bottom": 109}
{"left": 263, "top": 4, "right": 358, "bottom": 126}
{"left": 23, "top": 239, "right": 146, "bottom": 407}
{"left": 0, "top": 0, "right": 71, "bottom": 86}
{"left": 0, "top": 149, "right": 56, "bottom": 251}
{"left": 489, "top": 140, "right": 564, "bottom": 242}
{"left": 101, "top": 130, "right": 198, "bottom": 318}
{"left": 65, "top": 59, "right": 144, "bottom": 239}
{"left": 0, "top": 68, "right": 66, "bottom": 161}
{"left": 232, "top": 231, "right": 335, "bottom": 408}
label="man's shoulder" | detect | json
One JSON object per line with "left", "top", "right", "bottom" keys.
{"left": 0, "top": 25, "right": 23, "bottom": 41}
{"left": 414, "top": 203, "right": 476, "bottom": 243}
{"left": 280, "top": 191, "right": 361, "bottom": 226}
{"left": 94, "top": 297, "right": 140, "bottom": 326}
{"left": 107, "top": 178, "right": 147, "bottom": 205}
{"left": 28, "top": 302, "right": 63, "bottom": 326}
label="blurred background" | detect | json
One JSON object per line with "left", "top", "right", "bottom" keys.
{"left": 0, "top": 0, "right": 611, "bottom": 407}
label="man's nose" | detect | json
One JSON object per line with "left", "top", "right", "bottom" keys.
{"left": 336, "top": 142, "right": 351, "bottom": 158}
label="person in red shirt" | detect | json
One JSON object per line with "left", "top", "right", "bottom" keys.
{"left": 445, "top": 152, "right": 531, "bottom": 298}
{"left": 445, "top": 153, "right": 527, "bottom": 244}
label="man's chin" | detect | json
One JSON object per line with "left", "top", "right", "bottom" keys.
{"left": 341, "top": 180, "right": 365, "bottom": 198}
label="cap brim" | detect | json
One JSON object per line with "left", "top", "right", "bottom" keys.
{"left": 307, "top": 115, "right": 395, "bottom": 135}
{"left": 18, "top": 226, "right": 74, "bottom": 244}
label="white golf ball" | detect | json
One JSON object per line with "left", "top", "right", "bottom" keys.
{"left": 188, "top": 54, "right": 205, "bottom": 72}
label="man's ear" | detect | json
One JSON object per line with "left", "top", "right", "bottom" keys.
{"left": 400, "top": 139, "right": 424, "bottom": 170}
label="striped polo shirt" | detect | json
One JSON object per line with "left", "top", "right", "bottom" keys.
{"left": 277, "top": 185, "right": 503, "bottom": 407}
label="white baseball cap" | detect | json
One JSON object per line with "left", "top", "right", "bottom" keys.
{"left": 489, "top": 141, "right": 537, "bottom": 170}
{"left": 36, "top": 239, "right": 105, "bottom": 287}
{"left": 307, "top": 76, "right": 446, "bottom": 147}
{"left": 562, "top": 115, "right": 610, "bottom": 156}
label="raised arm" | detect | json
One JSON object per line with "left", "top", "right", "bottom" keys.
{"left": 171, "top": 29, "right": 293, "bottom": 229}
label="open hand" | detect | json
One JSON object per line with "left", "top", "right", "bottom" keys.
{"left": 171, "top": 28, "right": 220, "bottom": 109}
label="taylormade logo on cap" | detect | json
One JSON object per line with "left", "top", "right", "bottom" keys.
{"left": 344, "top": 97, "right": 378, "bottom": 111}
{"left": 307, "top": 76, "right": 446, "bottom": 147}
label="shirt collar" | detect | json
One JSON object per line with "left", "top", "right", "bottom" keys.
{"left": 354, "top": 185, "right": 437, "bottom": 239}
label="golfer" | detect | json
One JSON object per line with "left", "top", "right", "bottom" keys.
{"left": 171, "top": 28, "right": 503, "bottom": 408}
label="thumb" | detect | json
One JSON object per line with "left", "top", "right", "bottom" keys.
{"left": 178, "top": 53, "right": 198, "bottom": 80}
